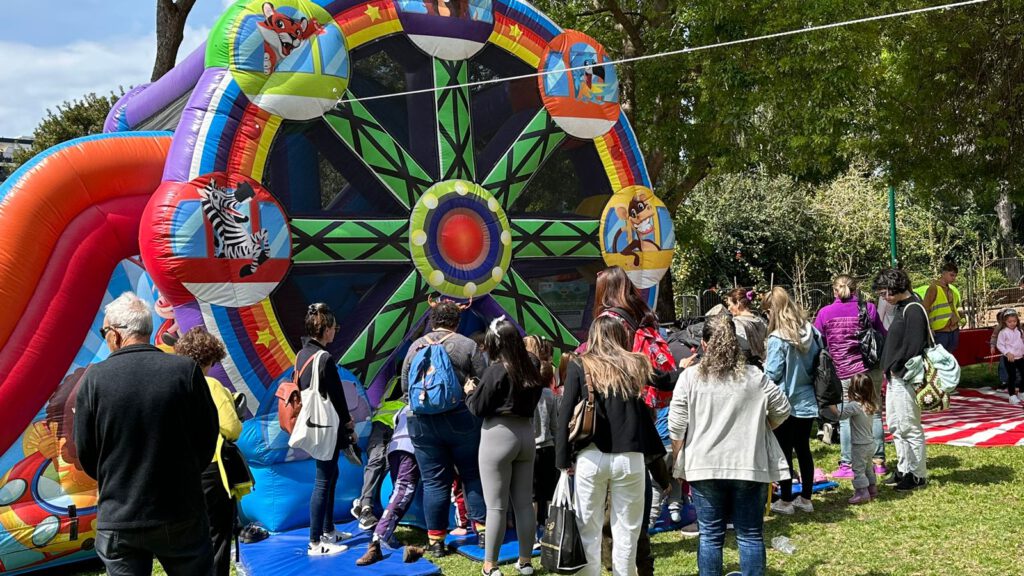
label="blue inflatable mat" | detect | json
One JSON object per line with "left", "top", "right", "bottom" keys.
{"left": 446, "top": 529, "right": 541, "bottom": 564}
{"left": 774, "top": 480, "right": 839, "bottom": 496}
{"left": 239, "top": 520, "right": 440, "bottom": 576}
{"left": 649, "top": 503, "right": 698, "bottom": 535}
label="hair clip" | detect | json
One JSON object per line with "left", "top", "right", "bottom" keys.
{"left": 427, "top": 294, "right": 473, "bottom": 310}
{"left": 488, "top": 316, "right": 506, "bottom": 341}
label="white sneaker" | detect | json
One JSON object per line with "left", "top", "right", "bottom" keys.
{"left": 770, "top": 500, "right": 795, "bottom": 515}
{"left": 679, "top": 522, "right": 699, "bottom": 538}
{"left": 351, "top": 498, "right": 362, "bottom": 519}
{"left": 668, "top": 503, "right": 683, "bottom": 524}
{"left": 515, "top": 561, "right": 534, "bottom": 575}
{"left": 308, "top": 541, "right": 347, "bottom": 556}
{"left": 321, "top": 530, "right": 352, "bottom": 544}
{"left": 1011, "top": 395, "right": 1022, "bottom": 405}
{"left": 792, "top": 496, "right": 814, "bottom": 513}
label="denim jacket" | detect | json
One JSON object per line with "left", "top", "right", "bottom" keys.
{"left": 764, "top": 322, "right": 821, "bottom": 419}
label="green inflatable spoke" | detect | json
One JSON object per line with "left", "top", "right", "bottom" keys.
{"left": 326, "top": 93, "right": 433, "bottom": 209}
{"left": 291, "top": 218, "right": 410, "bottom": 263}
{"left": 490, "top": 269, "right": 580, "bottom": 355}
{"left": 434, "top": 59, "right": 476, "bottom": 181}
{"left": 481, "top": 109, "right": 566, "bottom": 210}
{"left": 339, "top": 270, "right": 433, "bottom": 387}
{"left": 512, "top": 219, "right": 600, "bottom": 259}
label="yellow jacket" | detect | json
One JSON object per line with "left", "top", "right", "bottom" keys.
{"left": 207, "top": 376, "right": 243, "bottom": 496}
{"left": 914, "top": 283, "right": 963, "bottom": 332}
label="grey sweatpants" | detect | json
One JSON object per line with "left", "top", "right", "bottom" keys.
{"left": 479, "top": 415, "right": 536, "bottom": 564}
{"left": 886, "top": 375, "right": 927, "bottom": 478}
{"left": 850, "top": 442, "right": 877, "bottom": 489}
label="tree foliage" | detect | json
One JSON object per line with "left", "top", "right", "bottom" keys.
{"left": 532, "top": 0, "right": 888, "bottom": 212}
{"left": 11, "top": 93, "right": 120, "bottom": 168}
{"left": 673, "top": 164, "right": 987, "bottom": 293}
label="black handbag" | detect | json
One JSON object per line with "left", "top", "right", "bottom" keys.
{"left": 856, "top": 296, "right": 884, "bottom": 369}
{"left": 811, "top": 331, "right": 843, "bottom": 423}
{"left": 541, "top": 472, "right": 588, "bottom": 574}
{"left": 219, "top": 440, "right": 254, "bottom": 499}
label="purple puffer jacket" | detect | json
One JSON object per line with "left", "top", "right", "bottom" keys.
{"left": 813, "top": 298, "right": 885, "bottom": 380}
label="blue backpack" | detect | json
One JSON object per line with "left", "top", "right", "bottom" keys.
{"left": 408, "top": 333, "right": 462, "bottom": 415}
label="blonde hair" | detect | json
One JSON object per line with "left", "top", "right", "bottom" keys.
{"left": 833, "top": 275, "right": 855, "bottom": 302}
{"left": 698, "top": 315, "right": 746, "bottom": 379}
{"left": 580, "top": 316, "right": 652, "bottom": 398}
{"left": 764, "top": 287, "right": 810, "bottom": 352}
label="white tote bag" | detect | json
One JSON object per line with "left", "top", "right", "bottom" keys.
{"left": 288, "top": 351, "right": 340, "bottom": 461}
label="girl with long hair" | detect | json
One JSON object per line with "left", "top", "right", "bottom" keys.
{"left": 523, "top": 335, "right": 559, "bottom": 538}
{"left": 829, "top": 373, "right": 881, "bottom": 505}
{"left": 668, "top": 315, "right": 791, "bottom": 576}
{"left": 554, "top": 316, "right": 675, "bottom": 576}
{"left": 296, "top": 303, "right": 355, "bottom": 556}
{"left": 725, "top": 288, "right": 768, "bottom": 366}
{"left": 466, "top": 319, "right": 544, "bottom": 576}
{"left": 594, "top": 266, "right": 659, "bottom": 327}
{"left": 762, "top": 287, "right": 821, "bottom": 515}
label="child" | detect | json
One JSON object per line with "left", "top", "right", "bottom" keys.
{"left": 996, "top": 308, "right": 1024, "bottom": 405}
{"left": 524, "top": 335, "right": 559, "bottom": 544}
{"left": 351, "top": 375, "right": 405, "bottom": 530}
{"left": 831, "top": 373, "right": 880, "bottom": 505}
{"left": 356, "top": 405, "right": 426, "bottom": 566}
{"left": 990, "top": 309, "right": 1009, "bottom": 390}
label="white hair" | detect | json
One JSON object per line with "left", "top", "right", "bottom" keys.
{"left": 103, "top": 292, "right": 153, "bottom": 338}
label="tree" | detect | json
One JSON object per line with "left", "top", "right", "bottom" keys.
{"left": 11, "top": 93, "right": 120, "bottom": 168}
{"left": 532, "top": 0, "right": 888, "bottom": 212}
{"left": 869, "top": 0, "right": 1023, "bottom": 257}
{"left": 153, "top": 0, "right": 198, "bottom": 81}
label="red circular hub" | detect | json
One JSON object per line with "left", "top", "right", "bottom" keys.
{"left": 439, "top": 211, "right": 484, "bottom": 266}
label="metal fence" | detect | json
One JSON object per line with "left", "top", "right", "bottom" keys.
{"left": 676, "top": 258, "right": 1024, "bottom": 329}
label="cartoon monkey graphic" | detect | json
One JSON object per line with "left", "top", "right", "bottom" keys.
{"left": 614, "top": 191, "right": 660, "bottom": 266}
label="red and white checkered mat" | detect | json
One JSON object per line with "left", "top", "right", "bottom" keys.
{"left": 921, "top": 388, "right": 1024, "bottom": 447}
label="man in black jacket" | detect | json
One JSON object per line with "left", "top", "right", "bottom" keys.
{"left": 75, "top": 292, "right": 219, "bottom": 575}
{"left": 873, "top": 269, "right": 930, "bottom": 491}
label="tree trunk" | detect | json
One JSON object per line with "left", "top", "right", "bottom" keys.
{"left": 996, "top": 185, "right": 1019, "bottom": 281}
{"left": 152, "top": 0, "right": 197, "bottom": 82}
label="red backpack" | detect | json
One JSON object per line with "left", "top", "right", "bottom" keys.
{"left": 275, "top": 353, "right": 322, "bottom": 435}
{"left": 601, "top": 308, "right": 677, "bottom": 408}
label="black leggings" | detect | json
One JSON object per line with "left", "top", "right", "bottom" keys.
{"left": 1006, "top": 358, "right": 1024, "bottom": 396}
{"left": 773, "top": 416, "right": 815, "bottom": 501}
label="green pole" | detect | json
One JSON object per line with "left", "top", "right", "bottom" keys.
{"left": 888, "top": 185, "right": 898, "bottom": 268}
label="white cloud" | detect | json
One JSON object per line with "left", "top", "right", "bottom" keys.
{"left": 0, "top": 25, "right": 210, "bottom": 137}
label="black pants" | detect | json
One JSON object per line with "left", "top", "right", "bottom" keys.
{"left": 96, "top": 516, "right": 213, "bottom": 576}
{"left": 359, "top": 421, "right": 393, "bottom": 510}
{"left": 636, "top": 472, "right": 654, "bottom": 576}
{"left": 1006, "top": 358, "right": 1024, "bottom": 396}
{"left": 202, "top": 463, "right": 235, "bottom": 576}
{"left": 533, "top": 446, "right": 558, "bottom": 525}
{"left": 773, "top": 416, "right": 815, "bottom": 501}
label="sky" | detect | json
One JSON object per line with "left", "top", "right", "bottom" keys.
{"left": 0, "top": 0, "right": 237, "bottom": 136}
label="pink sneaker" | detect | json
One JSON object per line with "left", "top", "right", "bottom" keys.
{"left": 873, "top": 462, "right": 888, "bottom": 476}
{"left": 830, "top": 463, "right": 854, "bottom": 480}
{"left": 867, "top": 485, "right": 878, "bottom": 499}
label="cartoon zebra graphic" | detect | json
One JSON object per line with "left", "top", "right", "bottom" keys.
{"left": 197, "top": 180, "right": 271, "bottom": 278}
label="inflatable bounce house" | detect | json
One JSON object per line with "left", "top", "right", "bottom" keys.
{"left": 0, "top": 0, "right": 675, "bottom": 573}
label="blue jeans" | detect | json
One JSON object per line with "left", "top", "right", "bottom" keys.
{"left": 310, "top": 446, "right": 340, "bottom": 543}
{"left": 690, "top": 480, "right": 768, "bottom": 576}
{"left": 934, "top": 330, "right": 959, "bottom": 354}
{"left": 408, "top": 405, "right": 486, "bottom": 533}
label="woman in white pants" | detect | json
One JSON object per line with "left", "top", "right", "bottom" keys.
{"left": 554, "top": 316, "right": 676, "bottom": 576}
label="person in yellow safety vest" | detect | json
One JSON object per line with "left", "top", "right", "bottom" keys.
{"left": 351, "top": 375, "right": 407, "bottom": 530}
{"left": 914, "top": 262, "right": 964, "bottom": 353}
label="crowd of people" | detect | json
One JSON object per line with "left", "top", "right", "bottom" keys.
{"left": 74, "top": 263, "right": 953, "bottom": 576}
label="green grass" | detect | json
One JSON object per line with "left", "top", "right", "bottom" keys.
{"left": 64, "top": 366, "right": 1022, "bottom": 576}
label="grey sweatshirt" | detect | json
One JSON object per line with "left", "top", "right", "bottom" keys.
{"left": 669, "top": 364, "right": 792, "bottom": 483}
{"left": 400, "top": 329, "right": 486, "bottom": 395}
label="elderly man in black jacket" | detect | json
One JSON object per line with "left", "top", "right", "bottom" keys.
{"left": 75, "top": 292, "right": 218, "bottom": 575}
